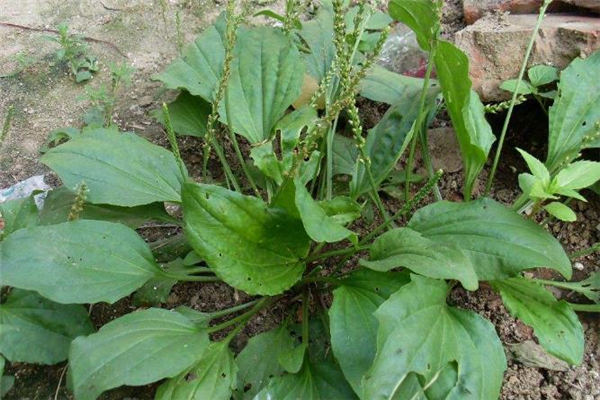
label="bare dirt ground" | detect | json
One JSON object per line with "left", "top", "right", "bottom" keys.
{"left": 1, "top": 1, "right": 599, "bottom": 399}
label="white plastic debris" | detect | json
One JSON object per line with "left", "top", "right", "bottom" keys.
{"left": 378, "top": 25, "right": 429, "bottom": 78}
{"left": 0, "top": 175, "right": 50, "bottom": 208}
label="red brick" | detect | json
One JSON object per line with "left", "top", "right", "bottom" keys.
{"left": 455, "top": 14, "right": 600, "bottom": 101}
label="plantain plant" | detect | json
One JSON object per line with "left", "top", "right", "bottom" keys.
{"left": 0, "top": 0, "right": 598, "bottom": 399}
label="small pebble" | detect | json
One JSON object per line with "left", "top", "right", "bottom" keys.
{"left": 574, "top": 262, "right": 585, "bottom": 271}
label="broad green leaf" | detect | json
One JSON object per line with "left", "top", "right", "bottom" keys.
{"left": 361, "top": 228, "right": 478, "bottom": 290}
{"left": 182, "top": 183, "right": 310, "bottom": 295}
{"left": 500, "top": 79, "right": 535, "bottom": 95}
{"left": 517, "top": 148, "right": 550, "bottom": 184}
{"left": 544, "top": 202, "right": 577, "bottom": 222}
{"left": 556, "top": 160, "right": 600, "bottom": 190}
{"left": 132, "top": 276, "right": 176, "bottom": 306}
{"left": 319, "top": 197, "right": 361, "bottom": 225}
{"left": 553, "top": 187, "right": 587, "bottom": 202}
{"left": 0, "top": 290, "right": 93, "bottom": 365}
{"left": 528, "top": 65, "right": 559, "bottom": 87}
{"left": 491, "top": 277, "right": 584, "bottom": 365}
{"left": 351, "top": 87, "right": 435, "bottom": 197}
{"left": 388, "top": 0, "right": 439, "bottom": 51}
{"left": 358, "top": 65, "right": 424, "bottom": 105}
{"left": 544, "top": 272, "right": 599, "bottom": 303}
{"left": 254, "top": 359, "right": 356, "bottom": 400}
{"left": 69, "top": 308, "right": 209, "bottom": 400}
{"left": 518, "top": 173, "right": 556, "bottom": 200}
{"left": 277, "top": 107, "right": 318, "bottom": 171}
{"left": 294, "top": 178, "right": 355, "bottom": 243}
{"left": 156, "top": 341, "right": 237, "bottom": 400}
{"left": 41, "top": 129, "right": 186, "bottom": 207}
{"left": 251, "top": 107, "right": 318, "bottom": 185}
{"left": 0, "top": 355, "right": 14, "bottom": 398}
{"left": 363, "top": 275, "right": 506, "bottom": 400}
{"left": 434, "top": 41, "right": 495, "bottom": 198}
{"left": 0, "top": 220, "right": 162, "bottom": 304}
{"left": 251, "top": 143, "right": 285, "bottom": 184}
{"left": 155, "top": 14, "right": 227, "bottom": 101}
{"left": 38, "top": 186, "right": 175, "bottom": 228}
{"left": 235, "top": 326, "right": 295, "bottom": 400}
{"left": 298, "top": 6, "right": 335, "bottom": 83}
{"left": 174, "top": 306, "right": 211, "bottom": 328}
{"left": 277, "top": 343, "right": 307, "bottom": 374}
{"left": 408, "top": 198, "right": 572, "bottom": 280}
{"left": 0, "top": 195, "right": 38, "bottom": 237}
{"left": 134, "top": 258, "right": 200, "bottom": 306}
{"left": 329, "top": 270, "right": 410, "bottom": 394}
{"left": 153, "top": 91, "right": 211, "bottom": 137}
{"left": 332, "top": 134, "right": 358, "bottom": 176}
{"left": 220, "top": 27, "right": 304, "bottom": 144}
{"left": 345, "top": 7, "right": 392, "bottom": 31}
{"left": 547, "top": 52, "right": 600, "bottom": 170}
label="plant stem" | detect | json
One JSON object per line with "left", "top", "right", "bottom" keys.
{"left": 325, "top": 115, "right": 340, "bottom": 200}
{"left": 305, "top": 246, "right": 368, "bottom": 263}
{"left": 212, "top": 139, "right": 242, "bottom": 191}
{"left": 327, "top": 170, "right": 443, "bottom": 276}
{"left": 484, "top": 0, "right": 553, "bottom": 196}
{"left": 568, "top": 303, "right": 600, "bottom": 313}
{"left": 163, "top": 273, "right": 221, "bottom": 282}
{"left": 530, "top": 278, "right": 581, "bottom": 291}
{"left": 302, "top": 288, "right": 309, "bottom": 345}
{"left": 208, "top": 298, "right": 261, "bottom": 319}
{"left": 207, "top": 297, "right": 273, "bottom": 333}
{"left": 570, "top": 242, "right": 600, "bottom": 259}
{"left": 225, "top": 84, "right": 261, "bottom": 197}
{"left": 300, "top": 276, "right": 342, "bottom": 286}
{"left": 362, "top": 169, "right": 444, "bottom": 245}
{"left": 405, "top": 51, "right": 436, "bottom": 201}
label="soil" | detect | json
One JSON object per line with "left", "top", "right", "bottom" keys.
{"left": 1, "top": 1, "right": 599, "bottom": 400}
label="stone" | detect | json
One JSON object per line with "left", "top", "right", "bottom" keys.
{"left": 464, "top": 0, "right": 542, "bottom": 25}
{"left": 455, "top": 14, "right": 600, "bottom": 101}
{"left": 563, "top": 0, "right": 600, "bottom": 13}
{"left": 463, "top": 0, "right": 578, "bottom": 25}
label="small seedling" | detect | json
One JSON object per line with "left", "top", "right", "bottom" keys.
{"left": 501, "top": 64, "right": 559, "bottom": 112}
{"left": 83, "top": 62, "right": 135, "bottom": 127}
{"left": 0, "top": 52, "right": 36, "bottom": 78}
{"left": 44, "top": 23, "right": 98, "bottom": 82}
{"left": 517, "top": 148, "right": 600, "bottom": 221}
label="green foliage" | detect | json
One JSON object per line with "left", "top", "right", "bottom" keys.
{"left": 235, "top": 325, "right": 295, "bottom": 399}
{"left": 433, "top": 41, "right": 495, "bottom": 199}
{"left": 69, "top": 308, "right": 209, "bottom": 400}
{"left": 83, "top": 62, "right": 135, "bottom": 127}
{"left": 0, "top": 220, "right": 163, "bottom": 304}
{"left": 517, "top": 148, "right": 600, "bottom": 221}
{"left": 41, "top": 128, "right": 186, "bottom": 206}
{"left": 182, "top": 182, "right": 310, "bottom": 295}
{"left": 408, "top": 198, "right": 572, "bottom": 280}
{"left": 156, "top": 341, "right": 238, "bottom": 400}
{"left": 2, "top": 2, "right": 595, "bottom": 399}
{"left": 363, "top": 275, "right": 506, "bottom": 400}
{"left": 329, "top": 269, "right": 409, "bottom": 394}
{"left": 153, "top": 91, "right": 211, "bottom": 137}
{"left": 0, "top": 355, "right": 14, "bottom": 397}
{"left": 547, "top": 52, "right": 600, "bottom": 170}
{"left": 491, "top": 278, "right": 584, "bottom": 365}
{"left": 45, "top": 23, "right": 98, "bottom": 82}
{"left": 361, "top": 227, "right": 478, "bottom": 290}
{"left": 501, "top": 64, "right": 559, "bottom": 99}
{"left": 0, "top": 289, "right": 93, "bottom": 364}
{"left": 0, "top": 195, "right": 38, "bottom": 238}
